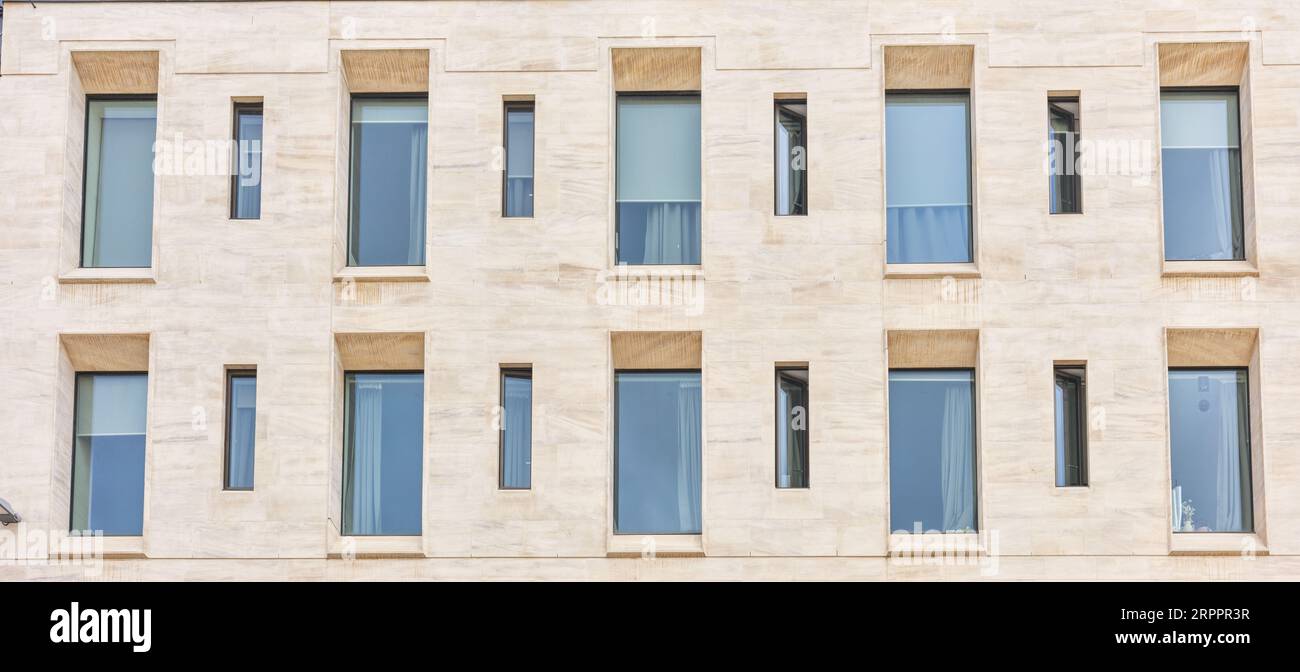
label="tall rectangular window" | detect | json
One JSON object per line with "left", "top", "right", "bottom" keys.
{"left": 614, "top": 371, "right": 702, "bottom": 534}
{"left": 888, "top": 369, "right": 977, "bottom": 533}
{"left": 1160, "top": 89, "right": 1244, "bottom": 261}
{"left": 503, "top": 102, "right": 534, "bottom": 217}
{"left": 224, "top": 371, "right": 257, "bottom": 490}
{"left": 1048, "top": 96, "right": 1081, "bottom": 214}
{"left": 499, "top": 368, "right": 533, "bottom": 489}
{"left": 774, "top": 99, "right": 807, "bottom": 216}
{"left": 70, "top": 373, "right": 147, "bottom": 536}
{"left": 1169, "top": 369, "right": 1252, "bottom": 533}
{"left": 615, "top": 95, "right": 701, "bottom": 265}
{"left": 885, "top": 93, "right": 973, "bottom": 264}
{"left": 82, "top": 98, "right": 157, "bottom": 268}
{"left": 1054, "top": 366, "right": 1088, "bottom": 487}
{"left": 776, "top": 367, "right": 809, "bottom": 488}
{"left": 348, "top": 97, "right": 428, "bottom": 266}
{"left": 342, "top": 372, "right": 424, "bottom": 536}
{"left": 231, "top": 102, "right": 263, "bottom": 219}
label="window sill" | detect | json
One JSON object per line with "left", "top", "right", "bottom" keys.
{"left": 1169, "top": 532, "right": 1267, "bottom": 556}
{"left": 607, "top": 533, "right": 704, "bottom": 558}
{"left": 59, "top": 268, "right": 156, "bottom": 284}
{"left": 54, "top": 534, "right": 145, "bottom": 559}
{"left": 334, "top": 266, "right": 430, "bottom": 283}
{"left": 888, "top": 531, "right": 986, "bottom": 557}
{"left": 1161, "top": 260, "right": 1259, "bottom": 278}
{"left": 610, "top": 264, "right": 703, "bottom": 273}
{"left": 327, "top": 534, "right": 426, "bottom": 558}
{"left": 884, "top": 262, "right": 980, "bottom": 279}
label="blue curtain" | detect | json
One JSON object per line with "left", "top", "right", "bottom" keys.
{"left": 886, "top": 205, "right": 973, "bottom": 265}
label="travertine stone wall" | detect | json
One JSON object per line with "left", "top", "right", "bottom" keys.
{"left": 2, "top": 1, "right": 1299, "bottom": 580}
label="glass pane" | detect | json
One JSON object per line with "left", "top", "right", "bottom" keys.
{"left": 885, "top": 93, "right": 972, "bottom": 263}
{"left": 1054, "top": 367, "right": 1087, "bottom": 487}
{"left": 225, "top": 375, "right": 257, "bottom": 489}
{"left": 1160, "top": 90, "right": 1244, "bottom": 261}
{"left": 775, "top": 101, "right": 807, "bottom": 216}
{"left": 1169, "top": 369, "right": 1252, "bottom": 533}
{"left": 614, "top": 371, "right": 702, "bottom": 534}
{"left": 888, "top": 370, "right": 977, "bottom": 533}
{"left": 83, "top": 99, "right": 157, "bottom": 268}
{"left": 348, "top": 98, "right": 428, "bottom": 266}
{"left": 776, "top": 368, "right": 809, "bottom": 488}
{"left": 616, "top": 96, "right": 701, "bottom": 264}
{"left": 504, "top": 105, "right": 534, "bottom": 217}
{"left": 1048, "top": 98, "right": 1081, "bottom": 214}
{"left": 232, "top": 106, "right": 263, "bottom": 219}
{"left": 500, "top": 371, "right": 533, "bottom": 489}
{"left": 71, "top": 373, "right": 148, "bottom": 535}
{"left": 342, "top": 372, "right": 424, "bottom": 536}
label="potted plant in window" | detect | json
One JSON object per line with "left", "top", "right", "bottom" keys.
{"left": 1180, "top": 499, "right": 1196, "bottom": 532}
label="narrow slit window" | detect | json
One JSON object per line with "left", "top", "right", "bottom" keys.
{"left": 1048, "top": 96, "right": 1081, "bottom": 214}
{"left": 1054, "top": 366, "right": 1088, "bottom": 486}
{"left": 776, "top": 367, "right": 809, "bottom": 488}
{"left": 224, "top": 371, "right": 257, "bottom": 490}
{"left": 231, "top": 102, "right": 263, "bottom": 219}
{"left": 499, "top": 368, "right": 533, "bottom": 489}
{"left": 503, "top": 102, "right": 535, "bottom": 217}
{"left": 774, "top": 99, "right": 807, "bottom": 216}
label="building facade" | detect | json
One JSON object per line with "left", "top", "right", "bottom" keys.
{"left": 2, "top": 0, "right": 1300, "bottom": 580}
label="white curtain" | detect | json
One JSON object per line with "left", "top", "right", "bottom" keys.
{"left": 406, "top": 124, "right": 428, "bottom": 265}
{"left": 1171, "top": 485, "right": 1185, "bottom": 531}
{"left": 939, "top": 383, "right": 975, "bottom": 532}
{"left": 887, "top": 205, "right": 972, "bottom": 264}
{"left": 350, "top": 383, "right": 384, "bottom": 535}
{"left": 641, "top": 202, "right": 700, "bottom": 265}
{"left": 1205, "top": 149, "right": 1233, "bottom": 260}
{"left": 675, "top": 380, "right": 702, "bottom": 532}
{"left": 1214, "top": 379, "right": 1250, "bottom": 531}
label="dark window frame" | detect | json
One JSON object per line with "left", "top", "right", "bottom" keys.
{"left": 223, "top": 369, "right": 257, "bottom": 491}
{"left": 1158, "top": 85, "right": 1246, "bottom": 262}
{"left": 882, "top": 88, "right": 975, "bottom": 265}
{"left": 1167, "top": 365, "right": 1254, "bottom": 533}
{"left": 1048, "top": 95, "right": 1082, "bottom": 215}
{"left": 498, "top": 366, "right": 534, "bottom": 490}
{"left": 230, "top": 101, "right": 264, "bottom": 220}
{"left": 773, "top": 98, "right": 808, "bottom": 216}
{"left": 340, "top": 369, "right": 425, "bottom": 537}
{"left": 345, "top": 92, "right": 430, "bottom": 268}
{"left": 1053, "top": 365, "right": 1088, "bottom": 487}
{"left": 68, "top": 370, "right": 149, "bottom": 536}
{"left": 886, "top": 366, "right": 980, "bottom": 533}
{"left": 613, "top": 91, "right": 703, "bottom": 266}
{"left": 501, "top": 100, "right": 535, "bottom": 218}
{"left": 774, "top": 366, "right": 810, "bottom": 489}
{"left": 80, "top": 94, "right": 158, "bottom": 269}
{"left": 612, "top": 368, "right": 702, "bottom": 536}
